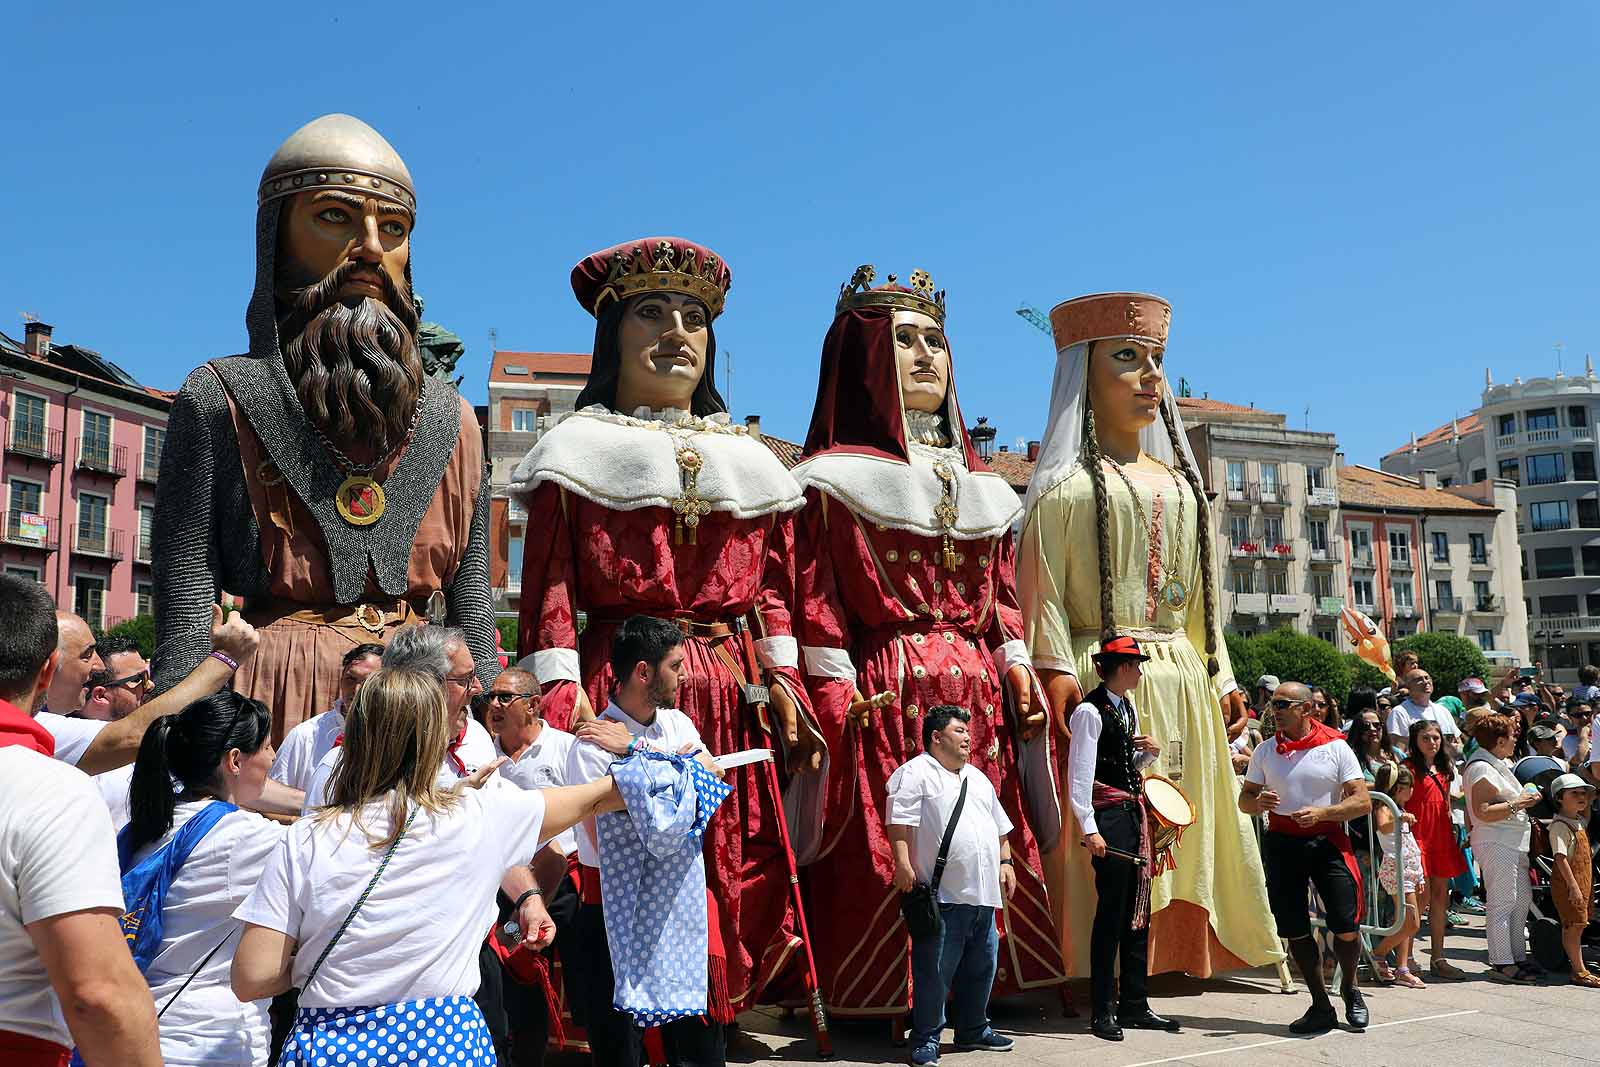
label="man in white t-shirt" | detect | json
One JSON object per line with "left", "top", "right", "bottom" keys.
{"left": 564, "top": 616, "right": 725, "bottom": 1067}
{"left": 489, "top": 668, "right": 578, "bottom": 857}
{"left": 1241, "top": 681, "right": 1371, "bottom": 1037}
{"left": 0, "top": 573, "right": 161, "bottom": 1066}
{"left": 78, "top": 636, "right": 154, "bottom": 833}
{"left": 270, "top": 642, "right": 383, "bottom": 793}
{"left": 1386, "top": 668, "right": 1461, "bottom": 758}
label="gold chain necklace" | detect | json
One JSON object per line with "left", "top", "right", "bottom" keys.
{"left": 1103, "top": 456, "right": 1190, "bottom": 610}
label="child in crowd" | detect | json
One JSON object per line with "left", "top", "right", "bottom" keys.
{"left": 1547, "top": 773, "right": 1600, "bottom": 988}
{"left": 1371, "top": 765, "right": 1425, "bottom": 988}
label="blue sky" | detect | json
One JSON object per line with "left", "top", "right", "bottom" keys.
{"left": 4, "top": 2, "right": 1597, "bottom": 465}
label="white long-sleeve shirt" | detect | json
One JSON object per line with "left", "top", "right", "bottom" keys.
{"left": 1067, "top": 690, "right": 1157, "bottom": 836}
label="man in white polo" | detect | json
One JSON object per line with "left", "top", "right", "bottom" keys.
{"left": 1386, "top": 668, "right": 1461, "bottom": 758}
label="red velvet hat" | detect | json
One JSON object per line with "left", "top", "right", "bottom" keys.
{"left": 1094, "top": 635, "right": 1152, "bottom": 662}
{"left": 570, "top": 237, "right": 732, "bottom": 319}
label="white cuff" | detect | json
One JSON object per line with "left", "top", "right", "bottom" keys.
{"left": 993, "top": 639, "right": 1030, "bottom": 675}
{"left": 520, "top": 647, "right": 580, "bottom": 684}
{"left": 803, "top": 646, "right": 857, "bottom": 682}
{"left": 1218, "top": 678, "right": 1239, "bottom": 698}
{"left": 754, "top": 636, "right": 799, "bottom": 670}
{"left": 1031, "top": 655, "right": 1077, "bottom": 677}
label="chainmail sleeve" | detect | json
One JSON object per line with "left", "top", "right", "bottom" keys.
{"left": 447, "top": 462, "right": 499, "bottom": 687}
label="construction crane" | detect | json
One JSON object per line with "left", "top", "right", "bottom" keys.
{"left": 1015, "top": 304, "right": 1051, "bottom": 335}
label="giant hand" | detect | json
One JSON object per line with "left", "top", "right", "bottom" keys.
{"left": 1040, "top": 669, "right": 1082, "bottom": 742}
{"left": 771, "top": 678, "right": 824, "bottom": 775}
{"left": 1007, "top": 664, "right": 1048, "bottom": 742}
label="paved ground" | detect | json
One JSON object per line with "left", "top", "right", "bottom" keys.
{"left": 722, "top": 921, "right": 1599, "bottom": 1067}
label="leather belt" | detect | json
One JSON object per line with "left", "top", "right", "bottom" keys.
{"left": 244, "top": 595, "right": 422, "bottom": 645}
{"left": 590, "top": 615, "right": 735, "bottom": 639}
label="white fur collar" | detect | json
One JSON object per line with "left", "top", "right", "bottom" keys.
{"left": 791, "top": 445, "right": 1022, "bottom": 539}
{"left": 507, "top": 406, "right": 804, "bottom": 518}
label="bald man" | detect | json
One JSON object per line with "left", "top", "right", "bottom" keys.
{"left": 1240, "top": 682, "right": 1371, "bottom": 1036}
{"left": 42, "top": 612, "right": 101, "bottom": 716}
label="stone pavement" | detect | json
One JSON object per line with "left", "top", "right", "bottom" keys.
{"left": 717, "top": 922, "right": 1598, "bottom": 1066}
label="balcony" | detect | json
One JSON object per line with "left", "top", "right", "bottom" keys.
{"left": 1469, "top": 551, "right": 1493, "bottom": 571}
{"left": 75, "top": 438, "right": 128, "bottom": 479}
{"left": 1497, "top": 426, "right": 1595, "bottom": 450}
{"left": 1256, "top": 483, "right": 1288, "bottom": 509}
{"left": 1225, "top": 483, "right": 1255, "bottom": 507}
{"left": 1472, "top": 596, "right": 1504, "bottom": 615}
{"left": 1232, "top": 592, "right": 1269, "bottom": 615}
{"left": 1350, "top": 549, "right": 1376, "bottom": 570}
{"left": 1260, "top": 541, "right": 1295, "bottom": 563}
{"left": 1388, "top": 553, "right": 1415, "bottom": 572}
{"left": 1432, "top": 597, "right": 1464, "bottom": 615}
{"left": 135, "top": 533, "right": 153, "bottom": 564}
{"left": 1268, "top": 593, "right": 1308, "bottom": 615}
{"left": 1230, "top": 541, "right": 1261, "bottom": 559}
{"left": 1353, "top": 599, "right": 1379, "bottom": 615}
{"left": 1314, "top": 595, "right": 1346, "bottom": 616}
{"left": 1, "top": 512, "right": 59, "bottom": 551}
{"left": 1307, "top": 542, "right": 1342, "bottom": 565}
{"left": 1428, "top": 553, "right": 1453, "bottom": 571}
{"left": 71, "top": 526, "right": 126, "bottom": 560}
{"left": 1305, "top": 487, "right": 1338, "bottom": 510}
{"left": 139, "top": 449, "right": 162, "bottom": 484}
{"left": 8, "top": 426, "right": 64, "bottom": 464}
{"left": 1393, "top": 603, "right": 1418, "bottom": 619}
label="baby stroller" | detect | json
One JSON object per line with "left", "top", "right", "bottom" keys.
{"left": 1515, "top": 758, "right": 1600, "bottom": 970}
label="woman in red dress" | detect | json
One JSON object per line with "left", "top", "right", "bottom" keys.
{"left": 792, "top": 267, "right": 1066, "bottom": 1018}
{"left": 1402, "top": 719, "right": 1468, "bottom": 979}
{"left": 509, "top": 237, "right": 824, "bottom": 1015}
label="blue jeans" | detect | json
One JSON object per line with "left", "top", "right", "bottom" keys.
{"left": 910, "top": 902, "right": 998, "bottom": 1050}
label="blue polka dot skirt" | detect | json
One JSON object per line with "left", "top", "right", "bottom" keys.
{"left": 279, "top": 995, "right": 496, "bottom": 1066}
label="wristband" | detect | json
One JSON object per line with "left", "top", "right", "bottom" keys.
{"left": 999, "top": 858, "right": 1014, "bottom": 865}
{"left": 209, "top": 650, "right": 240, "bottom": 672}
{"left": 513, "top": 888, "right": 543, "bottom": 912}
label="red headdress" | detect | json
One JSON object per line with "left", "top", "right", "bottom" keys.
{"left": 570, "top": 236, "right": 732, "bottom": 320}
{"left": 801, "top": 265, "right": 984, "bottom": 470}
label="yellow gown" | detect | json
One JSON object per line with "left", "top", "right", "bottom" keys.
{"left": 1019, "top": 461, "right": 1283, "bottom": 977}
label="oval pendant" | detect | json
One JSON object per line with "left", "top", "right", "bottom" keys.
{"left": 1161, "top": 576, "right": 1188, "bottom": 611}
{"left": 335, "top": 474, "right": 386, "bottom": 527}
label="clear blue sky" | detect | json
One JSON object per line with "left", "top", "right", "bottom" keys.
{"left": 5, "top": 2, "right": 1597, "bottom": 466}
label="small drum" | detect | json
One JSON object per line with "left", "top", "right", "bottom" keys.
{"left": 1143, "top": 773, "right": 1197, "bottom": 857}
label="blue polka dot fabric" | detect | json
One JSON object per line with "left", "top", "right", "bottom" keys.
{"left": 278, "top": 995, "right": 495, "bottom": 1066}
{"left": 597, "top": 749, "right": 733, "bottom": 1028}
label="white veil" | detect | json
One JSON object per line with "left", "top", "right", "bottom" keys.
{"left": 1021, "top": 341, "right": 1203, "bottom": 517}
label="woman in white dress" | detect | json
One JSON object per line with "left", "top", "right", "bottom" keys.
{"left": 122, "top": 689, "right": 285, "bottom": 1066}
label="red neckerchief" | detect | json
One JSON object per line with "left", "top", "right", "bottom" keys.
{"left": 446, "top": 725, "right": 468, "bottom": 775}
{"left": 1274, "top": 718, "right": 1344, "bottom": 755}
{"left": 0, "top": 698, "right": 54, "bottom": 757}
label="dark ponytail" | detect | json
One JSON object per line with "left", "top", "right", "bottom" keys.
{"left": 126, "top": 691, "right": 271, "bottom": 854}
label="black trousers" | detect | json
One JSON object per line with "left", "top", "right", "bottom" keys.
{"left": 1089, "top": 802, "right": 1149, "bottom": 1019}
{"left": 490, "top": 877, "right": 582, "bottom": 1066}
{"left": 567, "top": 899, "right": 725, "bottom": 1067}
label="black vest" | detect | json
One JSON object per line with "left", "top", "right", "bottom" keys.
{"left": 1083, "top": 684, "right": 1140, "bottom": 794}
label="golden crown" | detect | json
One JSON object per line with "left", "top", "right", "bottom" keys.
{"left": 835, "top": 265, "right": 946, "bottom": 325}
{"left": 594, "top": 240, "right": 729, "bottom": 318}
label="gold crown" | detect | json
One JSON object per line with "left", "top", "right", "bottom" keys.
{"left": 835, "top": 265, "right": 946, "bottom": 324}
{"left": 594, "top": 240, "right": 729, "bottom": 318}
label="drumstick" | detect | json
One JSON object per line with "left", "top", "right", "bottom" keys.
{"left": 1080, "top": 842, "right": 1148, "bottom": 867}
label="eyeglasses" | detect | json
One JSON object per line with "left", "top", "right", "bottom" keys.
{"left": 445, "top": 671, "right": 480, "bottom": 688}
{"left": 85, "top": 669, "right": 152, "bottom": 693}
{"left": 1270, "top": 698, "right": 1305, "bottom": 710}
{"left": 485, "top": 691, "right": 534, "bottom": 706}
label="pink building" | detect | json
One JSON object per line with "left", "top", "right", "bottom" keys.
{"left": 1, "top": 320, "right": 173, "bottom": 630}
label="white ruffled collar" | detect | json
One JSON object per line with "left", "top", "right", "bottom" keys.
{"left": 792, "top": 446, "right": 1021, "bottom": 539}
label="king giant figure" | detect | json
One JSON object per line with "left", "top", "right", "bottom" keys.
{"left": 153, "top": 114, "right": 497, "bottom": 738}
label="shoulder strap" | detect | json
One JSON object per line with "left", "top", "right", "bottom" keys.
{"left": 928, "top": 777, "right": 970, "bottom": 897}
{"left": 303, "top": 806, "right": 417, "bottom": 990}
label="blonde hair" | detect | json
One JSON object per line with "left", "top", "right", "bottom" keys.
{"left": 316, "top": 667, "right": 459, "bottom": 850}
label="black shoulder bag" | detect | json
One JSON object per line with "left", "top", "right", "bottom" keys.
{"left": 900, "top": 778, "right": 969, "bottom": 939}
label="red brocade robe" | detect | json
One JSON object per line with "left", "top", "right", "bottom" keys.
{"left": 510, "top": 407, "right": 816, "bottom": 1013}
{"left": 792, "top": 453, "right": 1067, "bottom": 1016}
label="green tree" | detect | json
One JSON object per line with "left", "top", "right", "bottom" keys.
{"left": 496, "top": 617, "right": 518, "bottom": 659}
{"left": 1391, "top": 632, "right": 1488, "bottom": 701}
{"left": 1224, "top": 631, "right": 1260, "bottom": 696}
{"left": 1248, "top": 627, "right": 1353, "bottom": 707}
{"left": 103, "top": 614, "right": 156, "bottom": 659}
{"left": 1345, "top": 653, "right": 1392, "bottom": 698}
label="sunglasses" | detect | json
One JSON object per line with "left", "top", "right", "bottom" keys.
{"left": 485, "top": 691, "right": 535, "bottom": 706}
{"left": 1270, "top": 698, "right": 1305, "bottom": 710}
{"left": 85, "top": 668, "right": 152, "bottom": 693}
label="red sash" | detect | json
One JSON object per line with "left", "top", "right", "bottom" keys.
{"left": 1089, "top": 781, "right": 1153, "bottom": 929}
{"left": 0, "top": 699, "right": 54, "bottom": 757}
{"left": 0, "top": 1030, "right": 68, "bottom": 1067}
{"left": 1267, "top": 815, "right": 1365, "bottom": 922}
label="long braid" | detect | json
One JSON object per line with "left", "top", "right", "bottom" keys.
{"left": 1082, "top": 401, "right": 1118, "bottom": 647}
{"left": 1160, "top": 397, "right": 1220, "bottom": 677}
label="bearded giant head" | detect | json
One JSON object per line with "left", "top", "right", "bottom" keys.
{"left": 248, "top": 114, "right": 425, "bottom": 458}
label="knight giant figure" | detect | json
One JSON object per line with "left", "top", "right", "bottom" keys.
{"left": 152, "top": 114, "right": 497, "bottom": 738}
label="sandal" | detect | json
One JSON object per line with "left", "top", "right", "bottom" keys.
{"left": 1394, "top": 967, "right": 1427, "bottom": 989}
{"left": 1571, "top": 970, "right": 1600, "bottom": 988}
{"left": 1489, "top": 964, "right": 1536, "bottom": 985}
{"left": 1372, "top": 959, "right": 1396, "bottom": 984}
{"left": 1430, "top": 959, "right": 1466, "bottom": 980}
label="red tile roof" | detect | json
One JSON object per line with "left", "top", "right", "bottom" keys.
{"left": 984, "top": 451, "right": 1036, "bottom": 492}
{"left": 761, "top": 435, "right": 803, "bottom": 469}
{"left": 490, "top": 350, "right": 591, "bottom": 383}
{"left": 1337, "top": 464, "right": 1496, "bottom": 514}
{"left": 1175, "top": 397, "right": 1262, "bottom": 415}
{"left": 1383, "top": 412, "right": 1482, "bottom": 458}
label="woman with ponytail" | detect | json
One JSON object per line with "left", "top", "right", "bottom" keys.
{"left": 1017, "top": 293, "right": 1281, "bottom": 982}
{"left": 121, "top": 689, "right": 283, "bottom": 1066}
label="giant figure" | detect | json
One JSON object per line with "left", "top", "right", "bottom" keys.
{"left": 508, "top": 237, "right": 823, "bottom": 1015}
{"left": 153, "top": 114, "right": 497, "bottom": 739}
{"left": 792, "top": 267, "right": 1067, "bottom": 1016}
{"left": 1017, "top": 292, "right": 1282, "bottom": 977}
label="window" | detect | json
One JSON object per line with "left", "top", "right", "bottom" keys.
{"left": 81, "top": 410, "right": 112, "bottom": 466}
{"left": 1226, "top": 461, "right": 1246, "bottom": 493}
{"left": 1527, "top": 452, "right": 1566, "bottom": 485}
{"left": 1263, "top": 516, "right": 1284, "bottom": 545}
{"left": 1231, "top": 569, "right": 1255, "bottom": 594}
{"left": 1308, "top": 519, "right": 1329, "bottom": 552}
{"left": 503, "top": 364, "right": 529, "bottom": 375}
{"left": 1580, "top": 498, "right": 1600, "bottom": 528}
{"left": 1229, "top": 515, "right": 1251, "bottom": 547}
{"left": 11, "top": 393, "right": 46, "bottom": 448}
{"left": 1350, "top": 527, "right": 1372, "bottom": 563}
{"left": 139, "top": 505, "right": 154, "bottom": 561}
{"left": 1499, "top": 458, "right": 1521, "bottom": 485}
{"left": 507, "top": 532, "right": 524, "bottom": 579}
{"left": 77, "top": 492, "right": 108, "bottom": 552}
{"left": 1530, "top": 499, "right": 1571, "bottom": 531}
{"left": 1471, "top": 468, "right": 1487, "bottom": 483}
{"left": 74, "top": 575, "right": 106, "bottom": 630}
{"left": 1527, "top": 408, "right": 1559, "bottom": 432}
{"left": 510, "top": 408, "right": 537, "bottom": 433}
{"left": 1549, "top": 643, "right": 1583, "bottom": 670}
{"left": 1585, "top": 546, "right": 1600, "bottom": 576}
{"left": 1469, "top": 532, "right": 1487, "bottom": 562}
{"left": 1577, "top": 451, "right": 1597, "bottom": 482}
{"left": 8, "top": 479, "right": 42, "bottom": 514}
{"left": 1392, "top": 580, "right": 1414, "bottom": 608}
{"left": 1395, "top": 622, "right": 1419, "bottom": 638}
{"left": 1352, "top": 578, "right": 1376, "bottom": 607}
{"left": 1588, "top": 594, "right": 1600, "bottom": 618}
{"left": 1474, "top": 580, "right": 1491, "bottom": 606}
{"left": 1536, "top": 546, "right": 1576, "bottom": 578}
{"left": 4, "top": 565, "right": 40, "bottom": 582}
{"left": 142, "top": 425, "right": 164, "bottom": 479}
{"left": 1306, "top": 465, "right": 1328, "bottom": 491}
{"left": 1260, "top": 463, "right": 1281, "bottom": 499}
{"left": 1440, "top": 477, "right": 1453, "bottom": 488}
{"left": 1267, "top": 570, "right": 1288, "bottom": 595}
{"left": 1317, "top": 628, "right": 1337, "bottom": 645}
{"left": 135, "top": 580, "right": 153, "bottom": 618}
{"left": 1388, "top": 529, "right": 1410, "bottom": 564}
{"left": 1498, "top": 413, "right": 1517, "bottom": 436}
{"left": 1477, "top": 630, "right": 1495, "bottom": 651}
{"left": 1312, "top": 572, "right": 1333, "bottom": 598}
{"left": 1431, "top": 530, "right": 1449, "bottom": 561}
{"left": 1571, "top": 406, "right": 1590, "bottom": 428}
{"left": 1435, "top": 579, "right": 1454, "bottom": 603}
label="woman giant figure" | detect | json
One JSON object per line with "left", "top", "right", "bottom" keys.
{"left": 1018, "top": 293, "right": 1282, "bottom": 978}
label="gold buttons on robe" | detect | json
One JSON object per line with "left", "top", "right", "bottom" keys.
{"left": 886, "top": 550, "right": 899, "bottom": 563}
{"left": 913, "top": 665, "right": 927, "bottom": 679}
{"left": 943, "top": 632, "right": 956, "bottom": 644}
{"left": 988, "top": 739, "right": 1000, "bottom": 759}
{"left": 950, "top": 665, "right": 963, "bottom": 677}
{"left": 905, "top": 704, "right": 919, "bottom": 719}
{"left": 909, "top": 549, "right": 922, "bottom": 563}
{"left": 955, "top": 552, "right": 966, "bottom": 565}
{"left": 979, "top": 555, "right": 991, "bottom": 567}
{"left": 918, "top": 603, "right": 931, "bottom": 615}
{"left": 876, "top": 523, "right": 888, "bottom": 531}
{"left": 984, "top": 703, "right": 996, "bottom": 718}
{"left": 932, "top": 608, "right": 944, "bottom": 621}
{"left": 966, "top": 638, "right": 977, "bottom": 650}
{"left": 955, "top": 582, "right": 967, "bottom": 595}
{"left": 911, "top": 633, "right": 925, "bottom": 645}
